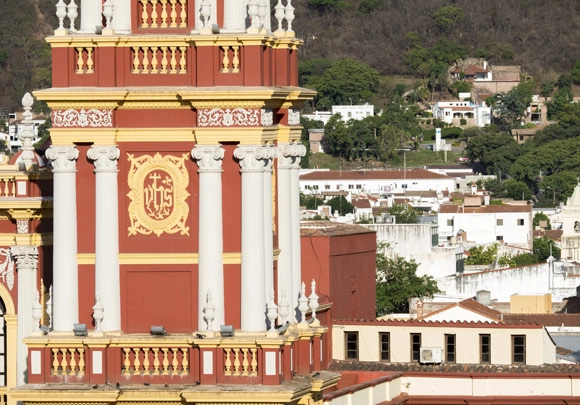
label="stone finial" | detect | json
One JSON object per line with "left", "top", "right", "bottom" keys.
{"left": 67, "top": 0, "right": 78, "bottom": 31}
{"left": 203, "top": 290, "right": 215, "bottom": 331}
{"left": 266, "top": 289, "right": 278, "bottom": 333}
{"left": 92, "top": 292, "right": 104, "bottom": 333}
{"left": 285, "top": 0, "right": 295, "bottom": 37}
{"left": 298, "top": 282, "right": 309, "bottom": 325}
{"left": 308, "top": 279, "right": 319, "bottom": 326}
{"left": 274, "top": 0, "right": 285, "bottom": 35}
{"left": 31, "top": 290, "right": 43, "bottom": 335}
{"left": 278, "top": 290, "right": 290, "bottom": 324}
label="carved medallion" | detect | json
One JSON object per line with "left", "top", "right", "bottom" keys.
{"left": 127, "top": 152, "right": 190, "bottom": 237}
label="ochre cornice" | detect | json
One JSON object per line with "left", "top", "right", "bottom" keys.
{"left": 116, "top": 128, "right": 195, "bottom": 143}
{"left": 78, "top": 252, "right": 244, "bottom": 265}
{"left": 194, "top": 127, "right": 277, "bottom": 145}
{"left": 49, "top": 128, "right": 118, "bottom": 145}
{"left": 0, "top": 233, "right": 52, "bottom": 246}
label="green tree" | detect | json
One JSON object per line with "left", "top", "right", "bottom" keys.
{"left": 433, "top": 5, "right": 465, "bottom": 34}
{"left": 533, "top": 212, "right": 552, "bottom": 230}
{"left": 493, "top": 82, "right": 533, "bottom": 129}
{"left": 572, "top": 60, "right": 580, "bottom": 85}
{"left": 307, "top": 0, "right": 347, "bottom": 13}
{"left": 376, "top": 252, "right": 439, "bottom": 316}
{"left": 388, "top": 203, "right": 418, "bottom": 224}
{"left": 465, "top": 132, "right": 520, "bottom": 176}
{"left": 320, "top": 114, "right": 352, "bottom": 159}
{"left": 316, "top": 58, "right": 379, "bottom": 109}
{"left": 534, "top": 236, "right": 561, "bottom": 261}
{"left": 465, "top": 244, "right": 498, "bottom": 265}
{"left": 300, "top": 116, "right": 324, "bottom": 168}
{"left": 326, "top": 195, "right": 353, "bottom": 216}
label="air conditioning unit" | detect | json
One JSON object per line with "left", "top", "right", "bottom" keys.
{"left": 419, "top": 347, "right": 442, "bottom": 364}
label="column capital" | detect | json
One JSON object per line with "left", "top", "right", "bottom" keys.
{"left": 10, "top": 245, "right": 38, "bottom": 271}
{"left": 87, "top": 145, "right": 120, "bottom": 172}
{"left": 46, "top": 145, "right": 79, "bottom": 172}
{"left": 278, "top": 142, "right": 306, "bottom": 169}
{"left": 192, "top": 145, "right": 225, "bottom": 173}
{"left": 234, "top": 145, "right": 273, "bottom": 172}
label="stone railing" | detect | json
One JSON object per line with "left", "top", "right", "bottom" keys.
{"left": 54, "top": 0, "right": 297, "bottom": 37}
{"left": 0, "top": 177, "right": 16, "bottom": 198}
{"left": 25, "top": 326, "right": 326, "bottom": 386}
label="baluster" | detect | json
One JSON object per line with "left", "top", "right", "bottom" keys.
{"left": 162, "top": 348, "right": 169, "bottom": 375}
{"left": 52, "top": 348, "right": 60, "bottom": 375}
{"left": 224, "top": 348, "right": 232, "bottom": 375}
{"left": 143, "top": 348, "right": 151, "bottom": 374}
{"left": 171, "top": 348, "right": 178, "bottom": 374}
{"left": 69, "top": 348, "right": 77, "bottom": 376}
{"left": 86, "top": 48, "right": 94, "bottom": 74}
{"left": 179, "top": 0, "right": 187, "bottom": 27}
{"left": 143, "top": 47, "right": 152, "bottom": 73}
{"left": 181, "top": 348, "right": 189, "bottom": 375}
{"left": 150, "top": 0, "right": 159, "bottom": 27}
{"left": 160, "top": 0, "right": 168, "bottom": 27}
{"left": 241, "top": 348, "right": 249, "bottom": 375}
{"left": 152, "top": 347, "right": 160, "bottom": 373}
{"left": 61, "top": 349, "right": 69, "bottom": 375}
{"left": 76, "top": 48, "right": 84, "bottom": 74}
{"left": 78, "top": 348, "right": 85, "bottom": 376}
{"left": 161, "top": 47, "right": 169, "bottom": 73}
{"left": 150, "top": 47, "right": 158, "bottom": 74}
{"left": 0, "top": 180, "right": 6, "bottom": 197}
{"left": 232, "top": 46, "right": 240, "bottom": 73}
{"left": 179, "top": 47, "right": 187, "bottom": 73}
{"left": 140, "top": 0, "right": 149, "bottom": 27}
{"left": 133, "top": 348, "right": 141, "bottom": 375}
{"left": 123, "top": 348, "right": 131, "bottom": 375}
{"left": 9, "top": 180, "right": 15, "bottom": 197}
{"left": 170, "top": 47, "right": 177, "bottom": 74}
{"left": 169, "top": 0, "right": 177, "bottom": 27}
{"left": 233, "top": 348, "right": 240, "bottom": 375}
{"left": 250, "top": 348, "right": 258, "bottom": 376}
{"left": 132, "top": 47, "right": 141, "bottom": 73}
{"left": 221, "top": 47, "right": 230, "bottom": 73}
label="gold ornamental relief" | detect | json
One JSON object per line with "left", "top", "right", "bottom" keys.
{"left": 127, "top": 152, "right": 190, "bottom": 237}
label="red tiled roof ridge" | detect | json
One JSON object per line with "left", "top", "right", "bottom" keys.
{"left": 333, "top": 318, "right": 544, "bottom": 328}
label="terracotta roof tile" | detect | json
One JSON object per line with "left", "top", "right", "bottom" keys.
{"left": 300, "top": 169, "right": 450, "bottom": 181}
{"left": 502, "top": 314, "right": 580, "bottom": 327}
{"left": 439, "top": 204, "right": 532, "bottom": 213}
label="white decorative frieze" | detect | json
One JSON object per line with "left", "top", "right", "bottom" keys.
{"left": 52, "top": 109, "right": 113, "bottom": 128}
{"left": 0, "top": 249, "right": 14, "bottom": 290}
{"left": 197, "top": 108, "right": 260, "bottom": 127}
{"left": 288, "top": 108, "right": 300, "bottom": 125}
{"left": 261, "top": 108, "right": 274, "bottom": 127}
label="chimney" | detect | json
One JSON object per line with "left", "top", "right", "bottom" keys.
{"left": 416, "top": 299, "right": 424, "bottom": 318}
{"left": 476, "top": 290, "right": 491, "bottom": 306}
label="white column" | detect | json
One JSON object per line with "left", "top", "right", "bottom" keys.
{"left": 277, "top": 144, "right": 293, "bottom": 320}
{"left": 45, "top": 145, "right": 79, "bottom": 332}
{"left": 262, "top": 146, "right": 276, "bottom": 303}
{"left": 88, "top": 146, "right": 121, "bottom": 332}
{"left": 12, "top": 246, "right": 38, "bottom": 385}
{"left": 192, "top": 145, "right": 225, "bottom": 332}
{"left": 80, "top": 0, "right": 102, "bottom": 33}
{"left": 234, "top": 145, "right": 266, "bottom": 331}
{"left": 290, "top": 144, "right": 306, "bottom": 311}
{"left": 111, "top": 0, "right": 132, "bottom": 33}
{"left": 222, "top": 0, "right": 246, "bottom": 32}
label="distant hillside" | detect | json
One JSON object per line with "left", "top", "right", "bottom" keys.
{"left": 292, "top": 0, "right": 580, "bottom": 78}
{"left": 2, "top": 1, "right": 580, "bottom": 112}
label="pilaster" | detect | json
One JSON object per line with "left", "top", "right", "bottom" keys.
{"left": 192, "top": 145, "right": 225, "bottom": 332}
{"left": 45, "top": 145, "right": 79, "bottom": 332}
{"left": 88, "top": 145, "right": 121, "bottom": 332}
{"left": 234, "top": 145, "right": 267, "bottom": 331}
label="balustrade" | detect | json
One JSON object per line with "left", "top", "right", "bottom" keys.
{"left": 0, "top": 177, "right": 16, "bottom": 198}
{"left": 51, "top": 347, "right": 86, "bottom": 377}
{"left": 221, "top": 46, "right": 240, "bottom": 73}
{"left": 223, "top": 346, "right": 258, "bottom": 377}
{"left": 121, "top": 345, "right": 189, "bottom": 377}
{"left": 131, "top": 46, "right": 187, "bottom": 74}
{"left": 138, "top": 0, "right": 188, "bottom": 29}
{"left": 75, "top": 47, "right": 94, "bottom": 74}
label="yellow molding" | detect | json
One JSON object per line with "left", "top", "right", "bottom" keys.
{"left": 49, "top": 128, "right": 118, "bottom": 145}
{"left": 77, "top": 252, "right": 245, "bottom": 265}
{"left": 193, "top": 127, "right": 278, "bottom": 145}
{"left": 116, "top": 128, "right": 195, "bottom": 143}
{"left": 0, "top": 233, "right": 51, "bottom": 246}
{"left": 9, "top": 389, "right": 119, "bottom": 403}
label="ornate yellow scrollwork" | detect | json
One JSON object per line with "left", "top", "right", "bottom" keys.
{"left": 127, "top": 152, "right": 190, "bottom": 237}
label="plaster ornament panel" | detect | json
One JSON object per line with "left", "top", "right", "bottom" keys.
{"left": 16, "top": 219, "right": 29, "bottom": 234}
{"left": 197, "top": 108, "right": 260, "bottom": 127}
{"left": 52, "top": 108, "right": 113, "bottom": 128}
{"left": 261, "top": 108, "right": 274, "bottom": 127}
{"left": 127, "top": 152, "right": 190, "bottom": 237}
{"left": 0, "top": 248, "right": 14, "bottom": 290}
{"left": 288, "top": 108, "right": 300, "bottom": 125}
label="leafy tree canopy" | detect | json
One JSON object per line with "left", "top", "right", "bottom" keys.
{"left": 388, "top": 203, "right": 419, "bottom": 224}
{"left": 315, "top": 58, "right": 380, "bottom": 109}
{"left": 465, "top": 132, "right": 520, "bottom": 176}
{"left": 493, "top": 82, "right": 534, "bottom": 129}
{"left": 326, "top": 195, "right": 354, "bottom": 216}
{"left": 376, "top": 251, "right": 439, "bottom": 316}
{"left": 533, "top": 212, "right": 551, "bottom": 230}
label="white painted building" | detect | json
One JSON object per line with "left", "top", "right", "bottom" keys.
{"left": 438, "top": 202, "right": 533, "bottom": 249}
{"left": 561, "top": 183, "right": 580, "bottom": 261}
{"left": 432, "top": 100, "right": 491, "bottom": 127}
{"left": 300, "top": 169, "right": 456, "bottom": 196}
{"left": 302, "top": 104, "right": 374, "bottom": 125}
